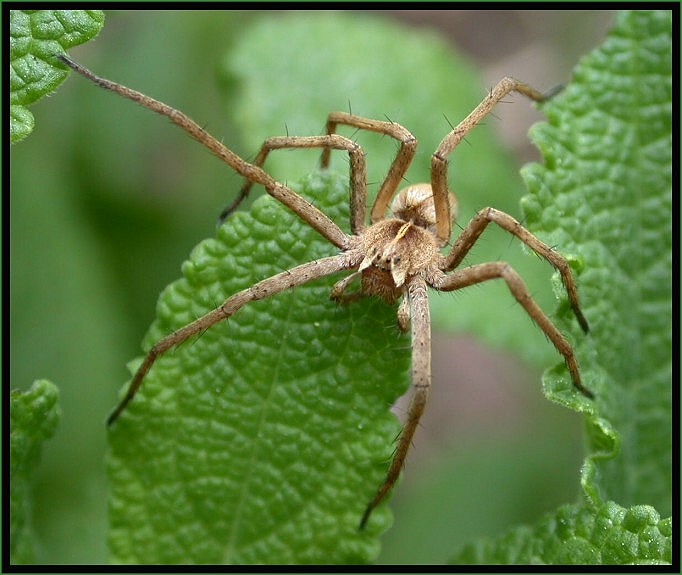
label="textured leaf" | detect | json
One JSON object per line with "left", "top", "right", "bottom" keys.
{"left": 526, "top": 9, "right": 672, "bottom": 512}
{"left": 456, "top": 501, "right": 672, "bottom": 564}
{"left": 108, "top": 172, "right": 410, "bottom": 563}
{"left": 10, "top": 380, "right": 61, "bottom": 564}
{"left": 9, "top": 9, "right": 104, "bottom": 143}
{"left": 451, "top": 9, "right": 672, "bottom": 564}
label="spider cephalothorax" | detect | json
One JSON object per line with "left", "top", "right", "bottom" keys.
{"left": 58, "top": 54, "right": 593, "bottom": 529}
{"left": 336, "top": 185, "right": 450, "bottom": 311}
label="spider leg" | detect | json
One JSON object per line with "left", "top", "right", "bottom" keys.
{"left": 360, "top": 276, "right": 430, "bottom": 529}
{"left": 442, "top": 207, "right": 589, "bottom": 333}
{"left": 320, "top": 112, "right": 417, "bottom": 226}
{"left": 107, "top": 254, "right": 355, "bottom": 425}
{"left": 432, "top": 263, "right": 593, "bottom": 399}
{"left": 431, "top": 77, "right": 547, "bottom": 244}
{"left": 58, "top": 54, "right": 350, "bottom": 250}
{"left": 219, "top": 134, "right": 368, "bottom": 235}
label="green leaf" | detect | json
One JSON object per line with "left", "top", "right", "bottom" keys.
{"left": 9, "top": 9, "right": 104, "bottom": 143}
{"left": 10, "top": 380, "right": 61, "bottom": 564}
{"left": 527, "top": 9, "right": 672, "bottom": 510}
{"left": 450, "top": 9, "right": 672, "bottom": 564}
{"left": 108, "top": 172, "right": 410, "bottom": 563}
{"left": 455, "top": 501, "right": 672, "bottom": 564}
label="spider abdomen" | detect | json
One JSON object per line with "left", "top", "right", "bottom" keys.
{"left": 391, "top": 183, "right": 458, "bottom": 237}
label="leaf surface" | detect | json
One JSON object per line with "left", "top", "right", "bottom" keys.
{"left": 10, "top": 380, "right": 61, "bottom": 564}
{"left": 527, "top": 8, "right": 672, "bottom": 513}
{"left": 9, "top": 9, "right": 104, "bottom": 143}
{"left": 456, "top": 501, "right": 672, "bottom": 564}
{"left": 451, "top": 9, "right": 672, "bottom": 564}
{"left": 108, "top": 173, "right": 410, "bottom": 563}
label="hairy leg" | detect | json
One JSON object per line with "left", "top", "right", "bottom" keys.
{"left": 432, "top": 262, "right": 593, "bottom": 398}
{"left": 108, "top": 254, "right": 356, "bottom": 425}
{"left": 58, "top": 54, "right": 351, "bottom": 250}
{"left": 431, "top": 78, "right": 548, "bottom": 244}
{"left": 219, "top": 134, "right": 368, "bottom": 235}
{"left": 360, "top": 275, "right": 431, "bottom": 528}
{"left": 442, "top": 207, "right": 589, "bottom": 333}
{"left": 321, "top": 112, "right": 417, "bottom": 225}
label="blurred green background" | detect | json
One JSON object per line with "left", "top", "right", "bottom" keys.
{"left": 10, "top": 10, "right": 615, "bottom": 563}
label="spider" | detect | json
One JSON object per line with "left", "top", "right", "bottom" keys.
{"left": 58, "top": 53, "right": 593, "bottom": 529}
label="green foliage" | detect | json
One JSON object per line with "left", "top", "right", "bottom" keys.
{"left": 457, "top": 501, "right": 672, "bottom": 564}
{"left": 10, "top": 381, "right": 61, "bottom": 564}
{"left": 10, "top": 8, "right": 671, "bottom": 565}
{"left": 536, "top": 9, "right": 672, "bottom": 514}
{"left": 534, "top": 6, "right": 672, "bottom": 513}
{"left": 108, "top": 173, "right": 410, "bottom": 563}
{"left": 449, "top": 9, "right": 672, "bottom": 564}
{"left": 9, "top": 9, "right": 104, "bottom": 143}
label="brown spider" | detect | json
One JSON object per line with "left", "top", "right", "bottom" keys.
{"left": 58, "top": 54, "right": 593, "bottom": 529}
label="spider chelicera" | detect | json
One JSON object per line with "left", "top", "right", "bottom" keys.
{"left": 58, "top": 53, "right": 593, "bottom": 529}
